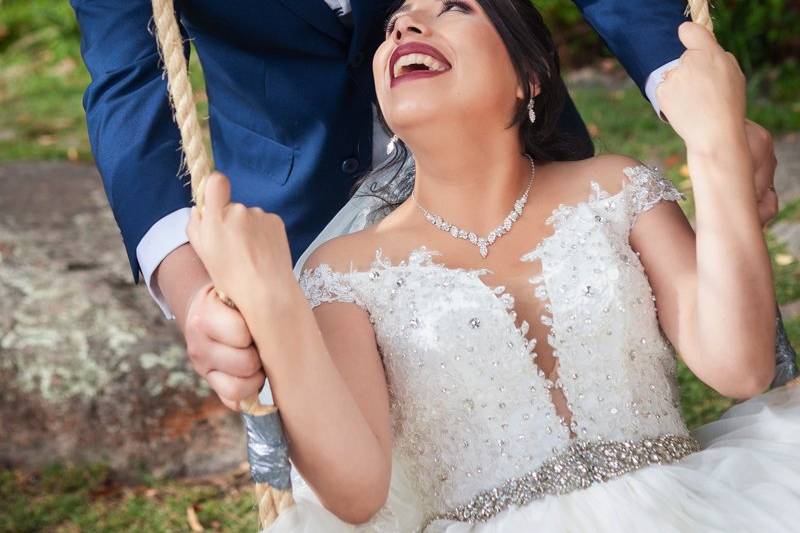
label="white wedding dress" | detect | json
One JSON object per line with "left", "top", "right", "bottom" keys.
{"left": 263, "top": 165, "right": 800, "bottom": 532}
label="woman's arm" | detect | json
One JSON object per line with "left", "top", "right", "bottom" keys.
{"left": 187, "top": 176, "right": 392, "bottom": 524}
{"left": 631, "top": 24, "right": 775, "bottom": 398}
{"left": 248, "top": 270, "right": 392, "bottom": 524}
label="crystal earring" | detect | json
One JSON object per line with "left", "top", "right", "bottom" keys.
{"left": 386, "top": 134, "right": 399, "bottom": 155}
{"left": 527, "top": 97, "right": 536, "bottom": 124}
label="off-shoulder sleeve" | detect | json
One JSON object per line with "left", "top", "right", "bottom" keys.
{"left": 623, "top": 165, "right": 685, "bottom": 224}
{"left": 298, "top": 264, "right": 367, "bottom": 311}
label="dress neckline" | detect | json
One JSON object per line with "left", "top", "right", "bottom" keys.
{"left": 345, "top": 170, "right": 640, "bottom": 278}
{"left": 320, "top": 172, "right": 645, "bottom": 442}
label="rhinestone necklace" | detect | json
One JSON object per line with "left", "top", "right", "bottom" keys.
{"left": 412, "top": 154, "right": 535, "bottom": 258}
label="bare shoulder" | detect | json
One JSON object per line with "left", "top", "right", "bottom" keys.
{"left": 576, "top": 153, "right": 644, "bottom": 193}
{"left": 538, "top": 154, "right": 644, "bottom": 202}
{"left": 300, "top": 228, "right": 383, "bottom": 274}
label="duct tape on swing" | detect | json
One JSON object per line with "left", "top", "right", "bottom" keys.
{"left": 242, "top": 411, "right": 292, "bottom": 490}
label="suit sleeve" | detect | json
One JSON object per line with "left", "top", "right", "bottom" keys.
{"left": 572, "top": 0, "right": 689, "bottom": 95}
{"left": 70, "top": 0, "right": 194, "bottom": 281}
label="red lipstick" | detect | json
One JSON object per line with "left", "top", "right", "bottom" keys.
{"left": 389, "top": 41, "right": 452, "bottom": 88}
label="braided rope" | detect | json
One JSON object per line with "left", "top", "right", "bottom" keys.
{"left": 151, "top": 0, "right": 212, "bottom": 207}
{"left": 150, "top": 0, "right": 293, "bottom": 528}
{"left": 687, "top": 0, "right": 714, "bottom": 32}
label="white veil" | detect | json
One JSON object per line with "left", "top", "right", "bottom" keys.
{"left": 291, "top": 169, "right": 395, "bottom": 278}
{"left": 291, "top": 109, "right": 410, "bottom": 277}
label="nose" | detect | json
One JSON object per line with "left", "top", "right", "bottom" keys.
{"left": 392, "top": 12, "right": 429, "bottom": 42}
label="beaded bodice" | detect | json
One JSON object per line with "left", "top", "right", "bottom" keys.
{"left": 298, "top": 166, "right": 691, "bottom": 520}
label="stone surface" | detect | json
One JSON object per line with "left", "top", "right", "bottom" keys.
{"left": 775, "top": 133, "right": 800, "bottom": 201}
{"left": 0, "top": 162, "right": 244, "bottom": 479}
{"left": 772, "top": 133, "right": 800, "bottom": 268}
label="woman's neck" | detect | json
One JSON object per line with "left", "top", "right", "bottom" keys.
{"left": 404, "top": 131, "right": 531, "bottom": 236}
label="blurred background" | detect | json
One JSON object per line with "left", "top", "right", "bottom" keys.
{"left": 0, "top": 0, "right": 798, "bottom": 531}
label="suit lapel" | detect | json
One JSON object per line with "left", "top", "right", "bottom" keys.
{"left": 276, "top": 0, "right": 349, "bottom": 44}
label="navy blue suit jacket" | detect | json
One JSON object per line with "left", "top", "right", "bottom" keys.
{"left": 71, "top": 0, "right": 688, "bottom": 281}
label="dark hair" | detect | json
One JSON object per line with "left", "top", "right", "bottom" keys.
{"left": 351, "top": 0, "right": 583, "bottom": 212}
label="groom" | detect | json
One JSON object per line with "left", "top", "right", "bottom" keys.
{"left": 71, "top": 0, "right": 797, "bottom": 409}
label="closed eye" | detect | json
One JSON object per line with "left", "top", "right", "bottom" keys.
{"left": 384, "top": 0, "right": 474, "bottom": 36}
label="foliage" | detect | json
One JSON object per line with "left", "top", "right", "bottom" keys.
{"left": 537, "top": 0, "right": 800, "bottom": 70}
{"left": 538, "top": 0, "right": 800, "bottom": 112}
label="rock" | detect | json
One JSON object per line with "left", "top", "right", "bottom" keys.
{"left": 0, "top": 162, "right": 245, "bottom": 479}
{"left": 781, "top": 299, "right": 800, "bottom": 321}
{"left": 774, "top": 133, "right": 800, "bottom": 201}
{"left": 772, "top": 221, "right": 800, "bottom": 260}
{"left": 771, "top": 132, "right": 800, "bottom": 267}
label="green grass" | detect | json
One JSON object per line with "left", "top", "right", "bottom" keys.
{"left": 0, "top": 464, "right": 257, "bottom": 533}
{"left": 0, "top": 0, "right": 209, "bottom": 162}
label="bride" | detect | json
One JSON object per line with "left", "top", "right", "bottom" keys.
{"left": 187, "top": 0, "right": 800, "bottom": 531}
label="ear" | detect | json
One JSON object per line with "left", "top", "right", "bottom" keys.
{"left": 515, "top": 78, "right": 541, "bottom": 99}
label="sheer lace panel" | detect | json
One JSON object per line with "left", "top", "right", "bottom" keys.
{"left": 298, "top": 263, "right": 368, "bottom": 311}
{"left": 624, "top": 165, "right": 686, "bottom": 224}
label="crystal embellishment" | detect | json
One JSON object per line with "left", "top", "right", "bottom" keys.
{"left": 424, "top": 435, "right": 700, "bottom": 527}
{"left": 412, "top": 155, "right": 535, "bottom": 259}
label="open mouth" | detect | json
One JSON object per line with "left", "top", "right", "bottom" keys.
{"left": 390, "top": 42, "right": 452, "bottom": 87}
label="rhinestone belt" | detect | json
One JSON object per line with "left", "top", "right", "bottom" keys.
{"left": 424, "top": 434, "right": 700, "bottom": 528}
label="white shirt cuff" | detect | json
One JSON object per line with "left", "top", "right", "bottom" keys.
{"left": 136, "top": 207, "right": 192, "bottom": 320}
{"left": 644, "top": 59, "right": 682, "bottom": 121}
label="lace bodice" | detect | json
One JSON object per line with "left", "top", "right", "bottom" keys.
{"left": 298, "top": 166, "right": 690, "bottom": 521}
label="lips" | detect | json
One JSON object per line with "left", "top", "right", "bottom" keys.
{"left": 389, "top": 42, "right": 452, "bottom": 87}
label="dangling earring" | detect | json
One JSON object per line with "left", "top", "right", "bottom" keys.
{"left": 527, "top": 97, "right": 536, "bottom": 124}
{"left": 386, "top": 134, "right": 399, "bottom": 155}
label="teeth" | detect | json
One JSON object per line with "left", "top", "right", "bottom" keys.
{"left": 393, "top": 52, "right": 449, "bottom": 78}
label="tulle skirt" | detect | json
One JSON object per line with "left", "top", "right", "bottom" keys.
{"left": 264, "top": 384, "right": 800, "bottom": 532}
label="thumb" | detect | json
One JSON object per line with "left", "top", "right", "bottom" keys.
{"left": 678, "top": 21, "right": 718, "bottom": 51}
{"left": 201, "top": 172, "right": 231, "bottom": 217}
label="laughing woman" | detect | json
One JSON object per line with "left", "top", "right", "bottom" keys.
{"left": 188, "top": 0, "right": 800, "bottom": 531}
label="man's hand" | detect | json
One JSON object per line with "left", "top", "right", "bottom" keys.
{"left": 156, "top": 243, "right": 265, "bottom": 412}
{"left": 184, "top": 282, "right": 265, "bottom": 411}
{"left": 745, "top": 119, "right": 780, "bottom": 228}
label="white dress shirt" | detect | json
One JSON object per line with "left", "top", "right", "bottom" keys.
{"left": 137, "top": 1, "right": 678, "bottom": 319}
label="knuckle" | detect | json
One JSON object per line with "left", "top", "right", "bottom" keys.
{"left": 185, "top": 338, "right": 204, "bottom": 363}
{"left": 209, "top": 374, "right": 239, "bottom": 401}
{"left": 245, "top": 352, "right": 263, "bottom": 375}
{"left": 268, "top": 212, "right": 285, "bottom": 229}
{"left": 186, "top": 311, "right": 206, "bottom": 336}
{"left": 229, "top": 203, "right": 247, "bottom": 217}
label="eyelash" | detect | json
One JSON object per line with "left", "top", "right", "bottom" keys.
{"left": 384, "top": 0, "right": 472, "bottom": 35}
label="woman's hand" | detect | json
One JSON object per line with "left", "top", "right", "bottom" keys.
{"left": 657, "top": 22, "right": 747, "bottom": 156}
{"left": 745, "top": 120, "right": 780, "bottom": 228}
{"left": 187, "top": 172, "right": 297, "bottom": 315}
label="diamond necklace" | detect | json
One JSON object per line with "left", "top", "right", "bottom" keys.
{"left": 411, "top": 154, "right": 535, "bottom": 259}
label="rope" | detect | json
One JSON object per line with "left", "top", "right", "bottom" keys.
{"left": 151, "top": 0, "right": 212, "bottom": 208}
{"left": 150, "top": 0, "right": 293, "bottom": 528}
{"left": 687, "top": 0, "right": 714, "bottom": 32}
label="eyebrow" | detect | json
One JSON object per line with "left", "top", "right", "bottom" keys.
{"left": 392, "top": 3, "right": 413, "bottom": 17}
